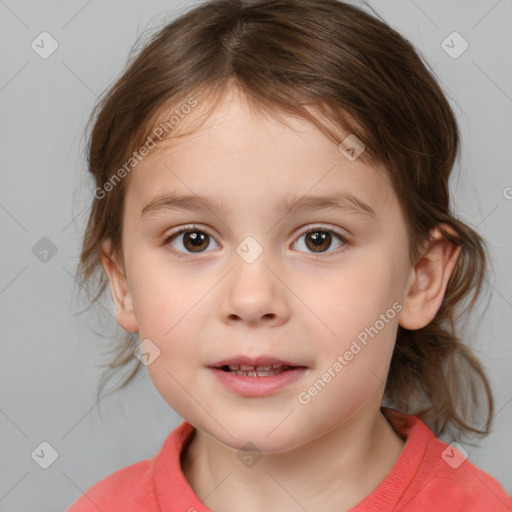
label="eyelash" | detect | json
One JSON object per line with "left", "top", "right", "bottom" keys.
{"left": 163, "top": 224, "right": 349, "bottom": 259}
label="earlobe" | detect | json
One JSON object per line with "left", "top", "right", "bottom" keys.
{"left": 399, "top": 226, "right": 461, "bottom": 330}
{"left": 100, "top": 239, "right": 138, "bottom": 333}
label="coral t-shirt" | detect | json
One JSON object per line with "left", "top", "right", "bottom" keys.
{"left": 67, "top": 409, "right": 512, "bottom": 511}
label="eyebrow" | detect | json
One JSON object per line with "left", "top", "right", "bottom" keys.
{"left": 140, "top": 191, "right": 376, "bottom": 219}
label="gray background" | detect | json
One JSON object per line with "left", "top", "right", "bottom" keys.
{"left": 0, "top": 0, "right": 511, "bottom": 510}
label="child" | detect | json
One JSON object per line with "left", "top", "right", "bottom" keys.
{"left": 68, "top": 0, "right": 511, "bottom": 510}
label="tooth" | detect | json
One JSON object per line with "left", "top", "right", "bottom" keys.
{"left": 228, "top": 365, "right": 240, "bottom": 371}
{"left": 240, "top": 365, "right": 255, "bottom": 370}
{"left": 231, "top": 368, "right": 286, "bottom": 376}
{"left": 256, "top": 365, "right": 271, "bottom": 371}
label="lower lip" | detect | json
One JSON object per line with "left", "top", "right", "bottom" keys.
{"left": 208, "top": 367, "right": 307, "bottom": 397}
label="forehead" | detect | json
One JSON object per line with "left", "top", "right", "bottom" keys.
{"left": 124, "top": 90, "right": 398, "bottom": 220}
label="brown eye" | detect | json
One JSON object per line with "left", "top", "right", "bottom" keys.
{"left": 306, "top": 231, "right": 331, "bottom": 252}
{"left": 166, "top": 227, "right": 219, "bottom": 255}
{"left": 293, "top": 228, "right": 347, "bottom": 254}
{"left": 181, "top": 231, "right": 209, "bottom": 252}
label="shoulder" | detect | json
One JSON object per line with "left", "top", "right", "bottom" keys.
{"left": 66, "top": 457, "right": 157, "bottom": 512}
{"left": 421, "top": 436, "right": 511, "bottom": 511}
{"left": 387, "top": 410, "right": 512, "bottom": 511}
{"left": 65, "top": 420, "right": 195, "bottom": 511}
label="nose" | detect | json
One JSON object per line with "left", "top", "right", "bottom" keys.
{"left": 218, "top": 248, "right": 290, "bottom": 327}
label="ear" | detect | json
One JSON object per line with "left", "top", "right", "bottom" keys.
{"left": 399, "top": 225, "right": 461, "bottom": 330}
{"left": 101, "top": 239, "right": 138, "bottom": 333}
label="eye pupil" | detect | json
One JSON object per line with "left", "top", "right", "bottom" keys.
{"left": 184, "top": 231, "right": 208, "bottom": 251}
{"left": 170, "top": 227, "right": 343, "bottom": 257}
{"left": 306, "top": 231, "right": 331, "bottom": 252}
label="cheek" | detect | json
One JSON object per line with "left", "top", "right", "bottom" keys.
{"left": 128, "top": 258, "right": 209, "bottom": 354}
{"left": 141, "top": 319, "right": 204, "bottom": 420}
{"left": 296, "top": 254, "right": 402, "bottom": 356}
{"left": 146, "top": 361, "right": 196, "bottom": 422}
{"left": 297, "top": 320, "right": 398, "bottom": 432}
{"left": 128, "top": 255, "right": 195, "bottom": 337}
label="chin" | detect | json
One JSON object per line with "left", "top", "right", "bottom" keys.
{"left": 202, "top": 416, "right": 308, "bottom": 454}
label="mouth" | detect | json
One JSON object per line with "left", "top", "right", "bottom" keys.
{"left": 217, "top": 364, "right": 299, "bottom": 377}
{"left": 208, "top": 356, "right": 307, "bottom": 376}
{"left": 207, "top": 356, "right": 308, "bottom": 397}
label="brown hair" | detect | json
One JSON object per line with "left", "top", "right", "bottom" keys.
{"left": 78, "top": 0, "right": 493, "bottom": 437}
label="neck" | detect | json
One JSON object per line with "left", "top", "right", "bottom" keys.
{"left": 181, "top": 409, "right": 405, "bottom": 512}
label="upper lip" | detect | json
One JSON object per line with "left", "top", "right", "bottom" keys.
{"left": 208, "top": 355, "right": 307, "bottom": 368}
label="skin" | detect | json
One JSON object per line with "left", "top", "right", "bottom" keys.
{"left": 101, "top": 86, "right": 460, "bottom": 512}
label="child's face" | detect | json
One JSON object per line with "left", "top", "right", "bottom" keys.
{"left": 104, "top": 88, "right": 417, "bottom": 451}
